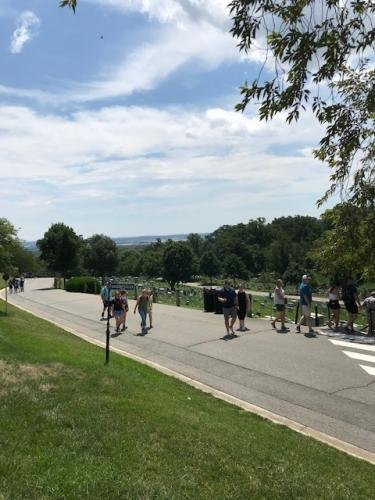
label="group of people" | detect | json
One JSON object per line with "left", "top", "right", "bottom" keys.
{"left": 7, "top": 276, "right": 25, "bottom": 293}
{"left": 217, "top": 281, "right": 252, "bottom": 335}
{"left": 328, "top": 277, "right": 375, "bottom": 336}
{"left": 100, "top": 283, "right": 153, "bottom": 334}
{"left": 218, "top": 275, "right": 375, "bottom": 337}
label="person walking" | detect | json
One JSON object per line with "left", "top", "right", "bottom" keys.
{"left": 120, "top": 290, "right": 129, "bottom": 332}
{"left": 236, "top": 284, "right": 250, "bottom": 332}
{"left": 342, "top": 277, "right": 361, "bottom": 333}
{"left": 100, "top": 282, "right": 112, "bottom": 319}
{"left": 113, "top": 291, "right": 125, "bottom": 334}
{"left": 327, "top": 285, "right": 340, "bottom": 330}
{"left": 134, "top": 289, "right": 149, "bottom": 334}
{"left": 296, "top": 275, "right": 315, "bottom": 336}
{"left": 148, "top": 290, "right": 154, "bottom": 329}
{"left": 362, "top": 291, "right": 375, "bottom": 336}
{"left": 271, "top": 279, "right": 288, "bottom": 331}
{"left": 20, "top": 276, "right": 25, "bottom": 292}
{"left": 8, "top": 279, "right": 13, "bottom": 294}
{"left": 217, "top": 280, "right": 238, "bottom": 335}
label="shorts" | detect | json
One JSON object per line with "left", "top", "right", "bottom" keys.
{"left": 301, "top": 305, "right": 311, "bottom": 317}
{"left": 113, "top": 309, "right": 124, "bottom": 318}
{"left": 275, "top": 304, "right": 285, "bottom": 311}
{"left": 345, "top": 302, "right": 358, "bottom": 314}
{"left": 328, "top": 300, "right": 340, "bottom": 310}
{"left": 103, "top": 300, "right": 111, "bottom": 307}
{"left": 223, "top": 306, "right": 237, "bottom": 320}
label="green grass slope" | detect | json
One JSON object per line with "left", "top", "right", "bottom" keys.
{"left": 0, "top": 303, "right": 374, "bottom": 499}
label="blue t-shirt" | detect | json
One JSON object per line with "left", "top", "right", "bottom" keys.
{"left": 101, "top": 286, "right": 111, "bottom": 302}
{"left": 299, "top": 283, "right": 312, "bottom": 305}
{"left": 219, "top": 287, "right": 237, "bottom": 308}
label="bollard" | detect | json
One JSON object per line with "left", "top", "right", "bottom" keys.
{"left": 327, "top": 302, "right": 330, "bottom": 325}
{"left": 315, "top": 305, "right": 318, "bottom": 326}
{"left": 295, "top": 302, "right": 300, "bottom": 324}
{"left": 176, "top": 287, "right": 181, "bottom": 307}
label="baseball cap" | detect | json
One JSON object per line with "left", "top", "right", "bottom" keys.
{"left": 302, "top": 274, "right": 311, "bottom": 280}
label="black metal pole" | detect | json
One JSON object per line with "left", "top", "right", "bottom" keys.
{"left": 315, "top": 304, "right": 319, "bottom": 327}
{"left": 105, "top": 284, "right": 111, "bottom": 365}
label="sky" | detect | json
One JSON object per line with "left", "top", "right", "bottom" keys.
{"left": 0, "top": 0, "right": 335, "bottom": 241}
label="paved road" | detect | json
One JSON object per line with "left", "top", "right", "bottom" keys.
{"left": 3, "top": 278, "right": 375, "bottom": 457}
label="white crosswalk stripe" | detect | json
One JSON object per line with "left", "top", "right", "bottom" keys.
{"left": 360, "top": 365, "right": 375, "bottom": 376}
{"left": 329, "top": 339, "right": 375, "bottom": 352}
{"left": 329, "top": 339, "right": 375, "bottom": 376}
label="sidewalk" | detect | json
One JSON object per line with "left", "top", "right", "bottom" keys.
{"left": 2, "top": 278, "right": 375, "bottom": 463}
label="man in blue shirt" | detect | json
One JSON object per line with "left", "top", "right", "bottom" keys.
{"left": 296, "top": 274, "right": 315, "bottom": 336}
{"left": 100, "top": 282, "right": 113, "bottom": 319}
{"left": 218, "top": 280, "right": 238, "bottom": 335}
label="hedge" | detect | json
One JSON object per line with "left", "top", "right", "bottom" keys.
{"left": 65, "top": 276, "right": 100, "bottom": 294}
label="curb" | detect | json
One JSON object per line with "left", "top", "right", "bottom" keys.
{"left": 2, "top": 294, "right": 375, "bottom": 465}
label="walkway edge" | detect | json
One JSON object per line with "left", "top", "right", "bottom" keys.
{"left": 3, "top": 296, "right": 375, "bottom": 466}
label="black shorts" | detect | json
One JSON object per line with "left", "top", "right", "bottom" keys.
{"left": 328, "top": 300, "right": 340, "bottom": 310}
{"left": 345, "top": 302, "right": 358, "bottom": 314}
{"left": 275, "top": 304, "right": 285, "bottom": 311}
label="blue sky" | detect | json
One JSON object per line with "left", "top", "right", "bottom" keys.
{"left": 0, "top": 0, "right": 333, "bottom": 241}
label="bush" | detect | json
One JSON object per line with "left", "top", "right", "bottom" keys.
{"left": 65, "top": 276, "right": 100, "bottom": 294}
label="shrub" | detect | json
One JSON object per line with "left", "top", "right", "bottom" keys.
{"left": 65, "top": 276, "right": 100, "bottom": 294}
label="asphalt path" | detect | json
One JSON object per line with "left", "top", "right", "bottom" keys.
{"left": 3, "top": 278, "right": 375, "bottom": 458}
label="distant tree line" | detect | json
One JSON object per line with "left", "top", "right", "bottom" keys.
{"left": 1, "top": 203, "right": 373, "bottom": 289}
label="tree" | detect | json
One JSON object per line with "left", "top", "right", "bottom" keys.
{"left": 0, "top": 218, "right": 19, "bottom": 274}
{"left": 11, "top": 246, "right": 42, "bottom": 275}
{"left": 83, "top": 234, "right": 119, "bottom": 278}
{"left": 37, "top": 223, "right": 81, "bottom": 278}
{"left": 187, "top": 233, "right": 204, "bottom": 257}
{"left": 162, "top": 241, "right": 194, "bottom": 290}
{"left": 223, "top": 254, "right": 248, "bottom": 286}
{"left": 200, "top": 251, "right": 221, "bottom": 283}
{"left": 141, "top": 252, "right": 163, "bottom": 279}
{"left": 118, "top": 249, "right": 141, "bottom": 277}
{"left": 229, "top": 1, "right": 374, "bottom": 206}
{"left": 309, "top": 203, "right": 375, "bottom": 282}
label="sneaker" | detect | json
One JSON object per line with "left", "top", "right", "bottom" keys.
{"left": 121, "top": 326, "right": 125, "bottom": 332}
{"left": 295, "top": 325, "right": 301, "bottom": 333}
{"left": 271, "top": 321, "right": 276, "bottom": 329}
{"left": 116, "top": 327, "right": 119, "bottom": 333}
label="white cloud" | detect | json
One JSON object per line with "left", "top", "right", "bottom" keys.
{"left": 10, "top": 11, "right": 40, "bottom": 54}
{"left": 84, "top": 0, "right": 230, "bottom": 28}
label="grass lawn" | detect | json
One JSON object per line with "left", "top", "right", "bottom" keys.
{"left": 1, "top": 303, "right": 374, "bottom": 499}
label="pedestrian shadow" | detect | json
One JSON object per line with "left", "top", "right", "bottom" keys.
{"left": 35, "top": 287, "right": 56, "bottom": 291}
{"left": 220, "top": 333, "right": 239, "bottom": 341}
{"left": 111, "top": 331, "right": 123, "bottom": 338}
{"left": 276, "top": 327, "right": 290, "bottom": 334}
{"left": 136, "top": 328, "right": 150, "bottom": 337}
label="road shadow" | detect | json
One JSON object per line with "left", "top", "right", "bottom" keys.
{"left": 35, "top": 287, "right": 56, "bottom": 291}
